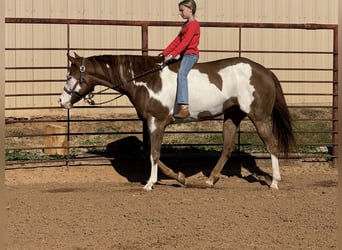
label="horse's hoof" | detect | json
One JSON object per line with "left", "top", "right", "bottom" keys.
{"left": 270, "top": 182, "right": 279, "bottom": 190}
{"left": 177, "top": 172, "right": 186, "bottom": 185}
{"left": 206, "top": 176, "right": 219, "bottom": 187}
{"left": 270, "top": 179, "right": 279, "bottom": 190}
{"left": 205, "top": 179, "right": 214, "bottom": 187}
{"left": 143, "top": 183, "right": 154, "bottom": 191}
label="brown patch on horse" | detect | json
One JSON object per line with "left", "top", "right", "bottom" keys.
{"left": 127, "top": 55, "right": 164, "bottom": 93}
{"left": 195, "top": 62, "right": 224, "bottom": 90}
{"left": 223, "top": 96, "right": 239, "bottom": 111}
{"left": 148, "top": 98, "right": 171, "bottom": 120}
{"left": 167, "top": 59, "right": 225, "bottom": 90}
{"left": 167, "top": 60, "right": 181, "bottom": 73}
{"left": 248, "top": 66, "right": 276, "bottom": 118}
{"left": 197, "top": 111, "right": 214, "bottom": 119}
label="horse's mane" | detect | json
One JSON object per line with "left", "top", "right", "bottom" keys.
{"left": 87, "top": 54, "right": 164, "bottom": 92}
{"left": 90, "top": 54, "right": 163, "bottom": 70}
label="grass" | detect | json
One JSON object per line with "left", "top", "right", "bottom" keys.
{"left": 5, "top": 150, "right": 67, "bottom": 162}
{"left": 8, "top": 129, "right": 25, "bottom": 137}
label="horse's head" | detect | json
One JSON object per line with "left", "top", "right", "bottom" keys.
{"left": 59, "top": 53, "right": 95, "bottom": 109}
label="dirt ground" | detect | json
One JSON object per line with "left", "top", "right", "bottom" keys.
{"left": 5, "top": 144, "right": 338, "bottom": 250}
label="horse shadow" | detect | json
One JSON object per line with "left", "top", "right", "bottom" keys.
{"left": 105, "top": 136, "right": 271, "bottom": 187}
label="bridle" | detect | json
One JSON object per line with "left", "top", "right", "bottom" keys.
{"left": 64, "top": 57, "right": 95, "bottom": 102}
{"left": 65, "top": 57, "right": 168, "bottom": 106}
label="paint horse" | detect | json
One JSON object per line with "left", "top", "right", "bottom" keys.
{"left": 59, "top": 53, "right": 295, "bottom": 190}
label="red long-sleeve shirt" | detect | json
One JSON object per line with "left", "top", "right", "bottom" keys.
{"left": 163, "top": 20, "right": 200, "bottom": 58}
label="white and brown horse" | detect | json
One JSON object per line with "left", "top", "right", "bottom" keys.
{"left": 59, "top": 53, "right": 295, "bottom": 190}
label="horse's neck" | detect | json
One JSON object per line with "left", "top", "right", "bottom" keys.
{"left": 94, "top": 55, "right": 158, "bottom": 96}
{"left": 90, "top": 56, "right": 130, "bottom": 89}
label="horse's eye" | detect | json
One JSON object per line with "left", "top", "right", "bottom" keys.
{"left": 67, "top": 75, "right": 72, "bottom": 81}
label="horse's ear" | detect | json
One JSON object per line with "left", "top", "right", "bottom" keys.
{"left": 74, "top": 52, "right": 81, "bottom": 58}
{"left": 67, "top": 54, "right": 76, "bottom": 63}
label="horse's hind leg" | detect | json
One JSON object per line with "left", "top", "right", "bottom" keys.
{"left": 252, "top": 119, "right": 280, "bottom": 189}
{"left": 158, "top": 160, "right": 186, "bottom": 185}
{"left": 206, "top": 111, "right": 244, "bottom": 187}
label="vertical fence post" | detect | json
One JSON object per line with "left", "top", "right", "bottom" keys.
{"left": 238, "top": 27, "right": 242, "bottom": 58}
{"left": 332, "top": 26, "right": 338, "bottom": 167}
{"left": 237, "top": 27, "right": 242, "bottom": 154}
{"left": 0, "top": 3, "right": 6, "bottom": 247}
{"left": 141, "top": 23, "right": 148, "bottom": 56}
{"left": 66, "top": 22, "right": 71, "bottom": 167}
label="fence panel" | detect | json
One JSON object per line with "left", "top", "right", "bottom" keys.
{"left": 4, "top": 18, "right": 338, "bottom": 168}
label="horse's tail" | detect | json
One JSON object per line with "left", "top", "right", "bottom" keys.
{"left": 271, "top": 72, "right": 296, "bottom": 156}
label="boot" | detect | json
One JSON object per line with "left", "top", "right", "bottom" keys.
{"left": 174, "top": 104, "right": 190, "bottom": 118}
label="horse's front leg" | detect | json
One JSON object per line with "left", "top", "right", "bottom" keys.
{"left": 143, "top": 118, "right": 186, "bottom": 190}
{"left": 143, "top": 138, "right": 186, "bottom": 190}
{"left": 143, "top": 152, "right": 159, "bottom": 191}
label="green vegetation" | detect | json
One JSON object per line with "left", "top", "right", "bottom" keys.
{"left": 8, "top": 129, "right": 24, "bottom": 137}
{"left": 5, "top": 150, "right": 67, "bottom": 162}
{"left": 5, "top": 108, "right": 333, "bottom": 162}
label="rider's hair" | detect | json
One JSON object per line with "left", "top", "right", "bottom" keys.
{"left": 179, "top": 0, "right": 197, "bottom": 15}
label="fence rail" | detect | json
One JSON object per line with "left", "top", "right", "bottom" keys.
{"left": 4, "top": 18, "right": 338, "bottom": 168}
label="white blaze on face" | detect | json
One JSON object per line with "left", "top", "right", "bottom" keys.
{"left": 134, "top": 62, "right": 254, "bottom": 117}
{"left": 59, "top": 75, "right": 80, "bottom": 109}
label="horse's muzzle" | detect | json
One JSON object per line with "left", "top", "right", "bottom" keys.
{"left": 58, "top": 98, "right": 72, "bottom": 109}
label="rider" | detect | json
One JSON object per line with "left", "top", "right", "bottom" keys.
{"left": 161, "top": 0, "right": 200, "bottom": 119}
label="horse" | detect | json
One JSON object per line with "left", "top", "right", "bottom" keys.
{"left": 59, "top": 53, "right": 295, "bottom": 191}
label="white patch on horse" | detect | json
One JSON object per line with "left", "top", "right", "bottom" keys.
{"left": 59, "top": 75, "right": 80, "bottom": 109}
{"left": 66, "top": 76, "right": 79, "bottom": 92}
{"left": 187, "top": 69, "right": 227, "bottom": 116}
{"left": 119, "top": 65, "right": 124, "bottom": 81}
{"left": 129, "top": 62, "right": 134, "bottom": 78}
{"left": 106, "top": 63, "right": 110, "bottom": 69}
{"left": 270, "top": 154, "right": 280, "bottom": 189}
{"left": 134, "top": 63, "right": 254, "bottom": 118}
{"left": 149, "top": 117, "right": 156, "bottom": 133}
{"left": 219, "top": 63, "right": 254, "bottom": 114}
{"left": 144, "top": 155, "right": 158, "bottom": 190}
{"left": 135, "top": 67, "right": 177, "bottom": 115}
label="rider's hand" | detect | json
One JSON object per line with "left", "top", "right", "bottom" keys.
{"left": 164, "top": 54, "right": 173, "bottom": 62}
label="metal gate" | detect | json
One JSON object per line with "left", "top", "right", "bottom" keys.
{"left": 4, "top": 18, "right": 338, "bottom": 168}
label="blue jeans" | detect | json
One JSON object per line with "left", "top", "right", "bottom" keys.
{"left": 176, "top": 54, "right": 198, "bottom": 104}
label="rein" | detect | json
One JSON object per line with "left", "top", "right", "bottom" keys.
{"left": 82, "top": 59, "right": 166, "bottom": 106}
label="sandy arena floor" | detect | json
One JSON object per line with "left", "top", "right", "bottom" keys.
{"left": 5, "top": 154, "right": 337, "bottom": 249}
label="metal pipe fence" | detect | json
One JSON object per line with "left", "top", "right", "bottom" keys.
{"left": 4, "top": 18, "right": 338, "bottom": 168}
